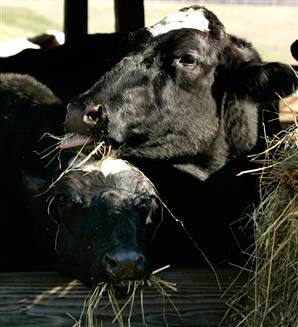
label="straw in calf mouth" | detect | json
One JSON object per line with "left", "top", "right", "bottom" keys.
{"left": 71, "top": 265, "right": 180, "bottom": 327}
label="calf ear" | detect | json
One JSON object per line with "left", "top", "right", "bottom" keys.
{"left": 228, "top": 62, "right": 297, "bottom": 103}
{"left": 22, "top": 170, "right": 49, "bottom": 198}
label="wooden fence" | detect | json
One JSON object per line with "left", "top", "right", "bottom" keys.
{"left": 153, "top": 0, "right": 298, "bottom": 6}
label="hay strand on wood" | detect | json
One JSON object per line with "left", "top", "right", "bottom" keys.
{"left": 74, "top": 266, "right": 179, "bottom": 327}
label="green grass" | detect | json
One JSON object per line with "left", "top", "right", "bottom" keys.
{"left": 0, "top": 6, "right": 60, "bottom": 40}
{"left": 0, "top": 1, "right": 296, "bottom": 64}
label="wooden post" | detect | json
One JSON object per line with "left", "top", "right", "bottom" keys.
{"left": 114, "top": 0, "right": 145, "bottom": 33}
{"left": 64, "top": 0, "right": 88, "bottom": 43}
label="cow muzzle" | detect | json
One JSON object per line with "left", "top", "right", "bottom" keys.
{"left": 65, "top": 100, "right": 108, "bottom": 136}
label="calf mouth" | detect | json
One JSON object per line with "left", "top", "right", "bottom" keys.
{"left": 89, "top": 264, "right": 171, "bottom": 296}
{"left": 77, "top": 267, "right": 176, "bottom": 327}
{"left": 105, "top": 278, "right": 148, "bottom": 298}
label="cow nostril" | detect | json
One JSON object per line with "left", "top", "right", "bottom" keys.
{"left": 83, "top": 104, "right": 103, "bottom": 126}
{"left": 66, "top": 100, "right": 85, "bottom": 113}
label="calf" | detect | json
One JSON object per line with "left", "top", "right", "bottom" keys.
{"left": 23, "top": 156, "right": 160, "bottom": 287}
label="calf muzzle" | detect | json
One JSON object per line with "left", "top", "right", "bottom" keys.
{"left": 103, "top": 247, "right": 148, "bottom": 282}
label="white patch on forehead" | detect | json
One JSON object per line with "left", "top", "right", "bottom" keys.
{"left": 74, "top": 157, "right": 131, "bottom": 177}
{"left": 148, "top": 8, "right": 209, "bottom": 37}
{"left": 75, "top": 161, "right": 100, "bottom": 173}
{"left": 99, "top": 158, "right": 131, "bottom": 177}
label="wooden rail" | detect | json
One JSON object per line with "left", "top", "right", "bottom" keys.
{"left": 0, "top": 268, "right": 245, "bottom": 326}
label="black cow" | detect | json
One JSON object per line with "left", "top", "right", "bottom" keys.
{"left": 64, "top": 6, "right": 296, "bottom": 179}
{"left": 1, "top": 6, "right": 297, "bottom": 273}
{"left": 24, "top": 156, "right": 160, "bottom": 287}
{"left": 0, "top": 31, "right": 148, "bottom": 101}
{"left": 0, "top": 73, "right": 65, "bottom": 270}
{"left": 62, "top": 6, "right": 297, "bottom": 264}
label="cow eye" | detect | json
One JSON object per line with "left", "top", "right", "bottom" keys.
{"left": 178, "top": 54, "right": 197, "bottom": 66}
{"left": 138, "top": 203, "right": 150, "bottom": 219}
{"left": 143, "top": 56, "right": 155, "bottom": 68}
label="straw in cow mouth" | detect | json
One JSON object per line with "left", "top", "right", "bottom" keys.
{"left": 70, "top": 265, "right": 180, "bottom": 327}
{"left": 57, "top": 133, "right": 95, "bottom": 150}
{"left": 38, "top": 132, "right": 96, "bottom": 161}
{"left": 41, "top": 133, "right": 110, "bottom": 188}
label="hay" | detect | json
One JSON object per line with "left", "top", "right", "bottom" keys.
{"left": 41, "top": 132, "right": 110, "bottom": 188}
{"left": 221, "top": 124, "right": 298, "bottom": 327}
{"left": 72, "top": 265, "right": 180, "bottom": 327}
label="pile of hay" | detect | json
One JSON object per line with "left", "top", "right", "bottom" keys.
{"left": 222, "top": 124, "right": 298, "bottom": 327}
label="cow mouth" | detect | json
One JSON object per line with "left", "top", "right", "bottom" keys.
{"left": 59, "top": 133, "right": 94, "bottom": 149}
{"left": 59, "top": 132, "right": 122, "bottom": 153}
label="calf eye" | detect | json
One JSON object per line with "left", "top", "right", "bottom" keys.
{"left": 178, "top": 54, "right": 197, "bottom": 66}
{"left": 56, "top": 194, "right": 68, "bottom": 205}
{"left": 55, "top": 193, "right": 76, "bottom": 208}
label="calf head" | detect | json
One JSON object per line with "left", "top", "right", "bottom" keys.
{"left": 64, "top": 6, "right": 297, "bottom": 180}
{"left": 24, "top": 157, "right": 160, "bottom": 287}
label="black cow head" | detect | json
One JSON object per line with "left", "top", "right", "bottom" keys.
{"left": 64, "top": 6, "right": 297, "bottom": 180}
{"left": 23, "top": 157, "right": 160, "bottom": 287}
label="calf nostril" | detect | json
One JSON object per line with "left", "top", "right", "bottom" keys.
{"left": 105, "top": 254, "right": 118, "bottom": 269}
{"left": 136, "top": 254, "right": 145, "bottom": 264}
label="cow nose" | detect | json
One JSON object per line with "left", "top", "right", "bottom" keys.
{"left": 82, "top": 103, "right": 105, "bottom": 126}
{"left": 103, "top": 247, "right": 148, "bottom": 282}
{"left": 65, "top": 100, "right": 107, "bottom": 134}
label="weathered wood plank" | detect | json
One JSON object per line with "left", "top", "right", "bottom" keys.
{"left": 0, "top": 268, "right": 245, "bottom": 327}
{"left": 114, "top": 0, "right": 145, "bottom": 32}
{"left": 279, "top": 91, "right": 298, "bottom": 129}
{"left": 64, "top": 0, "right": 88, "bottom": 43}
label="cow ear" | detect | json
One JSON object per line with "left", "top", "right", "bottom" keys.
{"left": 128, "top": 28, "right": 152, "bottom": 51}
{"left": 228, "top": 62, "right": 297, "bottom": 103}
{"left": 22, "top": 170, "right": 49, "bottom": 198}
{"left": 290, "top": 39, "right": 298, "bottom": 61}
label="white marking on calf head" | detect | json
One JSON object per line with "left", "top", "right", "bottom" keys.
{"left": 74, "top": 157, "right": 131, "bottom": 177}
{"left": 148, "top": 7, "right": 209, "bottom": 37}
{"left": 99, "top": 158, "right": 131, "bottom": 177}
